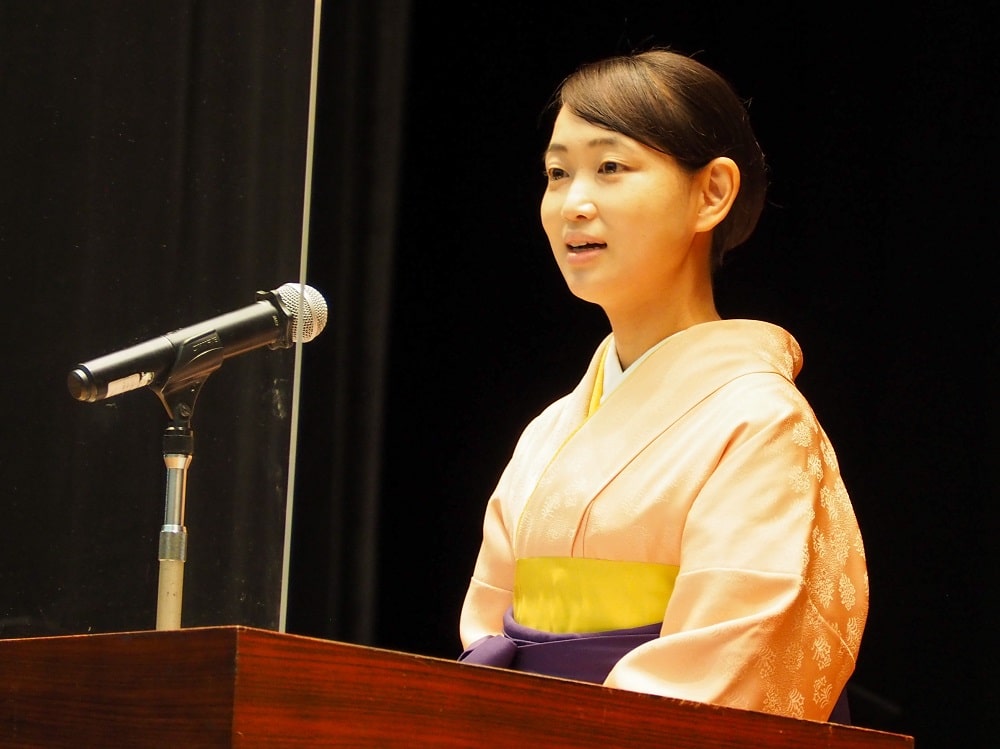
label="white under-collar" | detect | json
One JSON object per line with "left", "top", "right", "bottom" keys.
{"left": 601, "top": 336, "right": 669, "bottom": 404}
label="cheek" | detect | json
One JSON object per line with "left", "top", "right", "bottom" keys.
{"left": 539, "top": 194, "right": 561, "bottom": 240}
{"left": 633, "top": 193, "right": 693, "bottom": 243}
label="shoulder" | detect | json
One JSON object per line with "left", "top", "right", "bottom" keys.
{"left": 683, "top": 319, "right": 805, "bottom": 382}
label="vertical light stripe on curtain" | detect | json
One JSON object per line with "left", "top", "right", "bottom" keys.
{"left": 287, "top": 0, "right": 411, "bottom": 646}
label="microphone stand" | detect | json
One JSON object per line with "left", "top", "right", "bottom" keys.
{"left": 150, "top": 331, "right": 225, "bottom": 630}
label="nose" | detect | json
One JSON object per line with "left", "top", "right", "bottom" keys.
{"left": 561, "top": 178, "right": 597, "bottom": 221}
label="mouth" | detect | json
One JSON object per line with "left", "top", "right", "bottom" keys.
{"left": 567, "top": 241, "right": 607, "bottom": 253}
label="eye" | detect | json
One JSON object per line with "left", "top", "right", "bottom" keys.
{"left": 598, "top": 160, "right": 623, "bottom": 175}
{"left": 545, "top": 166, "right": 569, "bottom": 181}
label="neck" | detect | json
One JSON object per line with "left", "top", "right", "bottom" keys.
{"left": 595, "top": 237, "right": 721, "bottom": 370}
{"left": 606, "top": 291, "right": 720, "bottom": 370}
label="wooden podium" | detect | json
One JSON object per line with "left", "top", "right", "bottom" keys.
{"left": 0, "top": 625, "right": 913, "bottom": 748}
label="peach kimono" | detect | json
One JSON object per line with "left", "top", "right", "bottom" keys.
{"left": 459, "top": 319, "right": 868, "bottom": 722}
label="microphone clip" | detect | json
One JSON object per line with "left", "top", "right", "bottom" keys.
{"left": 153, "top": 332, "right": 224, "bottom": 427}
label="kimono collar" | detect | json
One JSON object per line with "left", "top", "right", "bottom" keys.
{"left": 600, "top": 336, "right": 669, "bottom": 405}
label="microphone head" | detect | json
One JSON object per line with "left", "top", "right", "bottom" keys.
{"left": 274, "top": 282, "right": 328, "bottom": 343}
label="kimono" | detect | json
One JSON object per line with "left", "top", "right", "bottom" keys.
{"left": 459, "top": 319, "right": 868, "bottom": 722}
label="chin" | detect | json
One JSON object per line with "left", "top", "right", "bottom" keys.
{"left": 563, "top": 284, "right": 605, "bottom": 307}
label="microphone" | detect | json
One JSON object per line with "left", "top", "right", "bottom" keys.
{"left": 67, "top": 282, "right": 328, "bottom": 403}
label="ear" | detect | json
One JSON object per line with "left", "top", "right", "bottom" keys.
{"left": 694, "top": 157, "right": 740, "bottom": 233}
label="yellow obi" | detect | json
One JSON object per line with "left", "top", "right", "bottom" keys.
{"left": 513, "top": 557, "right": 679, "bottom": 634}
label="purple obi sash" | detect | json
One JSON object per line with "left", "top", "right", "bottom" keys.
{"left": 458, "top": 607, "right": 853, "bottom": 724}
{"left": 458, "top": 607, "right": 660, "bottom": 684}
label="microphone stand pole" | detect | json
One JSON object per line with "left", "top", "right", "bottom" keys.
{"left": 155, "top": 420, "right": 193, "bottom": 630}
{"left": 151, "top": 333, "right": 224, "bottom": 630}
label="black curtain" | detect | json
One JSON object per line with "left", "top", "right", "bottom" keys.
{"left": 2, "top": 1, "right": 314, "bottom": 633}
{"left": 286, "top": 0, "right": 411, "bottom": 644}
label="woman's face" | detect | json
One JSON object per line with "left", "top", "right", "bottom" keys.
{"left": 540, "top": 108, "right": 707, "bottom": 317}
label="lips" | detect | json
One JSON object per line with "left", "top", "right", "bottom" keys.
{"left": 565, "top": 234, "right": 606, "bottom": 252}
{"left": 568, "top": 241, "right": 607, "bottom": 252}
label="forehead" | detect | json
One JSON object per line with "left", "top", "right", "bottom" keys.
{"left": 544, "top": 107, "right": 652, "bottom": 159}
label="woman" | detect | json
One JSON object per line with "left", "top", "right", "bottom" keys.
{"left": 457, "top": 48, "right": 869, "bottom": 724}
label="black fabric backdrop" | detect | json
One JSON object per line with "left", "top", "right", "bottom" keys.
{"left": 1, "top": 2, "right": 992, "bottom": 748}
{"left": 1, "top": 2, "right": 313, "bottom": 632}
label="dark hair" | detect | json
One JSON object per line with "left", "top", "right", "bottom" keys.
{"left": 547, "top": 48, "right": 767, "bottom": 269}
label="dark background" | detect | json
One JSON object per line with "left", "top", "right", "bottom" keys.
{"left": 1, "top": 1, "right": 313, "bottom": 637}
{"left": 2, "top": 3, "right": 993, "bottom": 748}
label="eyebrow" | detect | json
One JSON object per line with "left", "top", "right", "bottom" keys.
{"left": 543, "top": 135, "right": 624, "bottom": 159}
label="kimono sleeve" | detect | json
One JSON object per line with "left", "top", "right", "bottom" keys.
{"left": 604, "top": 375, "right": 868, "bottom": 722}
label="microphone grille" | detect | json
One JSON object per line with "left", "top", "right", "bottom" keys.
{"left": 275, "top": 282, "right": 328, "bottom": 343}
